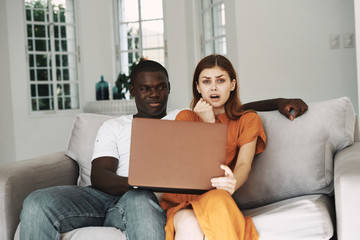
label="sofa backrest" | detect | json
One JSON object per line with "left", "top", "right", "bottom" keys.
{"left": 233, "top": 97, "right": 356, "bottom": 209}
{"left": 66, "top": 97, "right": 356, "bottom": 209}
{"left": 66, "top": 114, "right": 114, "bottom": 186}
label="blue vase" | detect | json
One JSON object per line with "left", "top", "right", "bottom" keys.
{"left": 96, "top": 75, "right": 109, "bottom": 100}
{"left": 112, "top": 85, "right": 119, "bottom": 100}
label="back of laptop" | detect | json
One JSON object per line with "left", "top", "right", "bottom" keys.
{"left": 128, "top": 118, "right": 227, "bottom": 194}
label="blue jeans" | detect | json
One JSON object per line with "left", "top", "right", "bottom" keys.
{"left": 19, "top": 186, "right": 166, "bottom": 240}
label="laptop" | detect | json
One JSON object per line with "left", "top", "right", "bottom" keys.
{"left": 128, "top": 117, "right": 227, "bottom": 194}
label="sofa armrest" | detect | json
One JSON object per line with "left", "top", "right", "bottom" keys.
{"left": 334, "top": 142, "right": 360, "bottom": 240}
{"left": 0, "top": 152, "right": 79, "bottom": 240}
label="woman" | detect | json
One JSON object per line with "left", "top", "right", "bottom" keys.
{"left": 160, "top": 54, "right": 266, "bottom": 240}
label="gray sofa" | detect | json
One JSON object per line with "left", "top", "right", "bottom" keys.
{"left": 1, "top": 97, "right": 360, "bottom": 240}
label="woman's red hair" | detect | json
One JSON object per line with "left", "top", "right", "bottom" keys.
{"left": 191, "top": 54, "right": 246, "bottom": 120}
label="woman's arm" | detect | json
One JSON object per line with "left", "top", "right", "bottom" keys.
{"left": 232, "top": 138, "right": 257, "bottom": 191}
{"left": 211, "top": 138, "right": 257, "bottom": 195}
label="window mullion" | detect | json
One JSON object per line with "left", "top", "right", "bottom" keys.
{"left": 138, "top": 0, "right": 143, "bottom": 58}
{"left": 48, "top": 1, "right": 58, "bottom": 111}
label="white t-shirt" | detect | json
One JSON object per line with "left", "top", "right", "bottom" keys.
{"left": 91, "top": 109, "right": 180, "bottom": 177}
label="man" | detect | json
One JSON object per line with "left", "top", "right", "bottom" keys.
{"left": 20, "top": 60, "right": 307, "bottom": 240}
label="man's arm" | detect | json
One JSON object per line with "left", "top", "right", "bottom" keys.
{"left": 91, "top": 157, "right": 129, "bottom": 196}
{"left": 242, "top": 98, "right": 308, "bottom": 120}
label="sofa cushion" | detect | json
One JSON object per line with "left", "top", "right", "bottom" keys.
{"left": 233, "top": 97, "right": 355, "bottom": 209}
{"left": 66, "top": 113, "right": 114, "bottom": 186}
{"left": 62, "top": 226, "right": 126, "bottom": 240}
{"left": 243, "top": 194, "right": 335, "bottom": 240}
{"left": 13, "top": 224, "right": 126, "bottom": 240}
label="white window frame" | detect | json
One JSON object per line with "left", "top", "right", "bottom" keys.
{"left": 114, "top": 0, "right": 166, "bottom": 77}
{"left": 24, "top": 0, "right": 80, "bottom": 114}
{"left": 200, "top": 0, "right": 227, "bottom": 56}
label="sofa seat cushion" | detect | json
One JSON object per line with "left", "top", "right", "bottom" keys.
{"left": 62, "top": 226, "right": 126, "bottom": 240}
{"left": 14, "top": 195, "right": 333, "bottom": 240}
{"left": 14, "top": 225, "right": 126, "bottom": 240}
{"left": 243, "top": 194, "right": 334, "bottom": 240}
{"left": 234, "top": 97, "right": 355, "bottom": 209}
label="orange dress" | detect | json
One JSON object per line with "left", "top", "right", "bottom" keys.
{"left": 160, "top": 110, "right": 266, "bottom": 240}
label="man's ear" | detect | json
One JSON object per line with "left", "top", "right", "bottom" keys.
{"left": 168, "top": 81, "right": 171, "bottom": 93}
{"left": 129, "top": 84, "right": 135, "bottom": 97}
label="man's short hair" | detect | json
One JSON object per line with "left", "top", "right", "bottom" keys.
{"left": 130, "top": 60, "right": 169, "bottom": 85}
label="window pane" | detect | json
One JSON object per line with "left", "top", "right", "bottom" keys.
{"left": 52, "top": 0, "right": 74, "bottom": 23}
{"left": 120, "top": 51, "right": 138, "bottom": 75}
{"left": 143, "top": 49, "right": 164, "bottom": 65}
{"left": 214, "top": 37, "right": 226, "bottom": 55}
{"left": 33, "top": 9, "right": 46, "bottom": 22}
{"left": 142, "top": 20, "right": 164, "bottom": 49}
{"left": 117, "top": 0, "right": 165, "bottom": 87}
{"left": 26, "top": 9, "right": 32, "bottom": 21}
{"left": 63, "top": 83, "right": 70, "bottom": 95}
{"left": 30, "top": 69, "right": 35, "bottom": 80}
{"left": 203, "top": 10, "right": 212, "bottom": 41}
{"left": 36, "top": 54, "right": 50, "bottom": 67}
{"left": 28, "top": 40, "right": 34, "bottom": 51}
{"left": 31, "top": 84, "right": 36, "bottom": 96}
{"left": 27, "top": 24, "right": 33, "bottom": 37}
{"left": 35, "top": 39, "right": 48, "bottom": 51}
{"left": 37, "top": 69, "right": 51, "bottom": 81}
{"left": 25, "top": 0, "right": 47, "bottom": 8}
{"left": 34, "top": 24, "right": 47, "bottom": 37}
{"left": 201, "top": 0, "right": 226, "bottom": 56}
{"left": 204, "top": 42, "right": 212, "bottom": 56}
{"left": 120, "top": 23, "right": 139, "bottom": 51}
{"left": 57, "top": 83, "right": 79, "bottom": 109}
{"left": 31, "top": 99, "right": 37, "bottom": 111}
{"left": 61, "top": 40, "right": 68, "bottom": 51}
{"left": 55, "top": 54, "right": 77, "bottom": 80}
{"left": 29, "top": 54, "right": 35, "bottom": 67}
{"left": 140, "top": 0, "right": 163, "bottom": 20}
{"left": 38, "top": 98, "right": 53, "bottom": 110}
{"left": 63, "top": 68, "right": 69, "bottom": 80}
{"left": 38, "top": 84, "right": 52, "bottom": 96}
{"left": 62, "top": 55, "right": 68, "bottom": 66}
{"left": 25, "top": 0, "right": 78, "bottom": 112}
{"left": 212, "top": 3, "right": 226, "bottom": 37}
{"left": 60, "top": 26, "right": 67, "bottom": 37}
{"left": 119, "top": 0, "right": 139, "bottom": 22}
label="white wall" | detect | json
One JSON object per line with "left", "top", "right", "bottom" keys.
{"left": 0, "top": 0, "right": 16, "bottom": 163}
{"left": 0, "top": 0, "right": 358, "bottom": 162}
{"left": 164, "top": 1, "right": 197, "bottom": 110}
{"left": 232, "top": 0, "right": 358, "bottom": 111}
{"left": 4, "top": 0, "right": 82, "bottom": 162}
{"left": 355, "top": 0, "right": 360, "bottom": 114}
{"left": 0, "top": 0, "right": 195, "bottom": 162}
{"left": 77, "top": 0, "right": 117, "bottom": 103}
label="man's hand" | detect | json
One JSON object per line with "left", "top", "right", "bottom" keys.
{"left": 242, "top": 98, "right": 308, "bottom": 120}
{"left": 278, "top": 98, "right": 308, "bottom": 120}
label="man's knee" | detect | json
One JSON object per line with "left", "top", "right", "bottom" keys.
{"left": 121, "top": 189, "right": 158, "bottom": 206}
{"left": 21, "top": 189, "right": 49, "bottom": 219}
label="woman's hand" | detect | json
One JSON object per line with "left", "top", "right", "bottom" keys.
{"left": 194, "top": 98, "right": 215, "bottom": 123}
{"left": 211, "top": 165, "right": 237, "bottom": 195}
